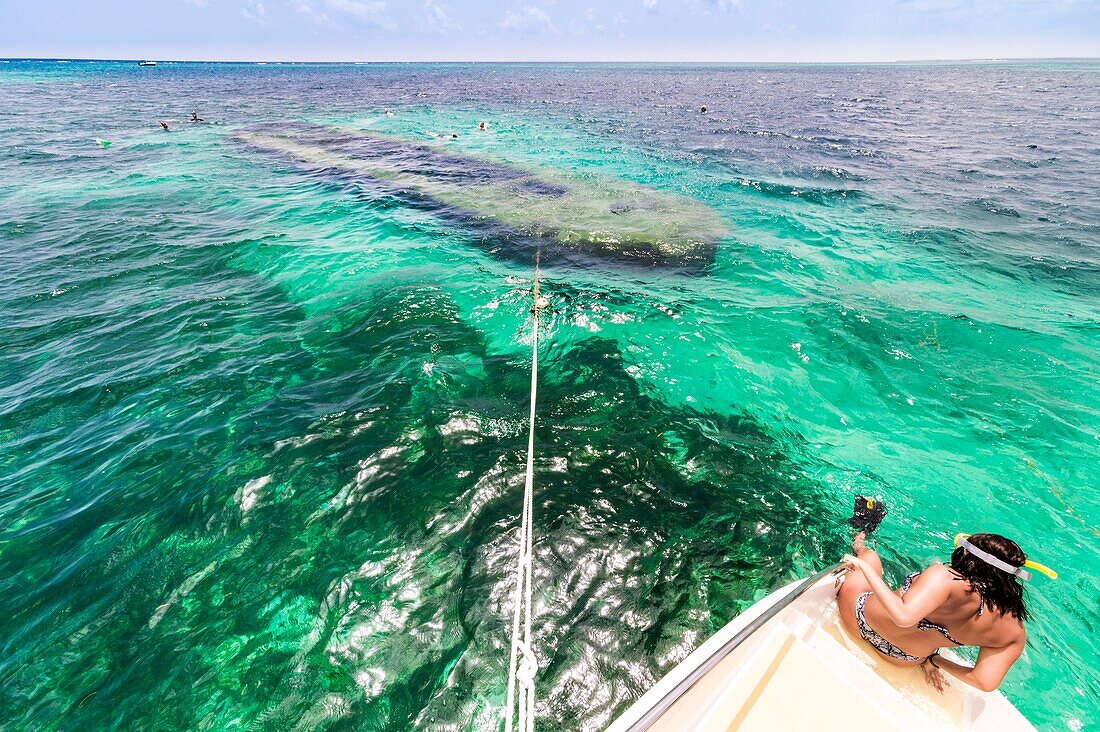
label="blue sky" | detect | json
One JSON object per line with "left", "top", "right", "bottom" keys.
{"left": 2, "top": 0, "right": 1098, "bottom": 62}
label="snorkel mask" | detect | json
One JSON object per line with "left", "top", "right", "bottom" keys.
{"left": 953, "top": 534, "right": 1058, "bottom": 581}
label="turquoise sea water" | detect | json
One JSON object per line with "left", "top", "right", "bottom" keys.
{"left": 0, "top": 60, "right": 1097, "bottom": 730}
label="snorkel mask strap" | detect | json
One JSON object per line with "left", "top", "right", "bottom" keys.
{"left": 952, "top": 534, "right": 1058, "bottom": 580}
{"left": 953, "top": 534, "right": 1038, "bottom": 581}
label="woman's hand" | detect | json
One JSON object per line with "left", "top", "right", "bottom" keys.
{"left": 921, "top": 658, "right": 946, "bottom": 692}
{"left": 841, "top": 553, "right": 868, "bottom": 575}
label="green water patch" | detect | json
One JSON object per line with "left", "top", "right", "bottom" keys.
{"left": 0, "top": 279, "right": 853, "bottom": 730}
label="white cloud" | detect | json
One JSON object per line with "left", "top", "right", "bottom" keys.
{"left": 290, "top": 0, "right": 330, "bottom": 22}
{"left": 326, "top": 0, "right": 386, "bottom": 21}
{"left": 693, "top": 0, "right": 740, "bottom": 11}
{"left": 569, "top": 7, "right": 596, "bottom": 35}
{"left": 643, "top": 0, "right": 657, "bottom": 8}
{"left": 425, "top": 1, "right": 462, "bottom": 33}
{"left": 242, "top": 0, "right": 267, "bottom": 23}
{"left": 500, "top": 6, "right": 557, "bottom": 34}
{"left": 892, "top": 0, "right": 965, "bottom": 9}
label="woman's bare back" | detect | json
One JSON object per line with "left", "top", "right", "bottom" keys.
{"left": 863, "top": 568, "right": 1023, "bottom": 658}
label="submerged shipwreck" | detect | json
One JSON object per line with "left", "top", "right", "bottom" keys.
{"left": 235, "top": 123, "right": 727, "bottom": 264}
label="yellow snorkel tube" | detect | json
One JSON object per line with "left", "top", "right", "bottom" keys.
{"left": 953, "top": 533, "right": 1058, "bottom": 580}
{"left": 1024, "top": 561, "right": 1059, "bottom": 580}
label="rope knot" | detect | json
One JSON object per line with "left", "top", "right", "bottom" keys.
{"left": 517, "top": 641, "right": 537, "bottom": 688}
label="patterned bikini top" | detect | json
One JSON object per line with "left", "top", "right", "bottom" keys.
{"left": 901, "top": 571, "right": 984, "bottom": 646}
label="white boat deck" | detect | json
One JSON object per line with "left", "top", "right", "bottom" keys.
{"left": 607, "top": 572, "right": 1034, "bottom": 732}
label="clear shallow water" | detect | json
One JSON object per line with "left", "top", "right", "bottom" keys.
{"left": 0, "top": 60, "right": 1097, "bottom": 731}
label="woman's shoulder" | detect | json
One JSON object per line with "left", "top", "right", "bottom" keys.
{"left": 904, "top": 563, "right": 958, "bottom": 598}
{"left": 990, "top": 609, "right": 1027, "bottom": 641}
{"left": 918, "top": 562, "right": 956, "bottom": 582}
{"left": 977, "top": 614, "right": 1026, "bottom": 653}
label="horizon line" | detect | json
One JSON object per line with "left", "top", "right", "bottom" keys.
{"left": 4, "top": 56, "right": 1099, "bottom": 65}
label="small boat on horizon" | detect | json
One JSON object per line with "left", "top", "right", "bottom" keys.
{"left": 607, "top": 566, "right": 1035, "bottom": 731}
{"left": 137, "top": 60, "right": 157, "bottom": 67}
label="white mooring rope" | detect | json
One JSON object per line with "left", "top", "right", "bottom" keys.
{"left": 504, "top": 251, "right": 546, "bottom": 732}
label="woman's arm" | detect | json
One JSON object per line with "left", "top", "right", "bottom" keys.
{"left": 841, "top": 555, "right": 953, "bottom": 628}
{"left": 930, "top": 640, "right": 1024, "bottom": 692}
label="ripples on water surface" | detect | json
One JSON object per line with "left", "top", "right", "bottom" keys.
{"left": 0, "top": 61, "right": 1097, "bottom": 731}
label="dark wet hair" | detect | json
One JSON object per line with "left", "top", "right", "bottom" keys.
{"left": 950, "top": 533, "right": 1029, "bottom": 621}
